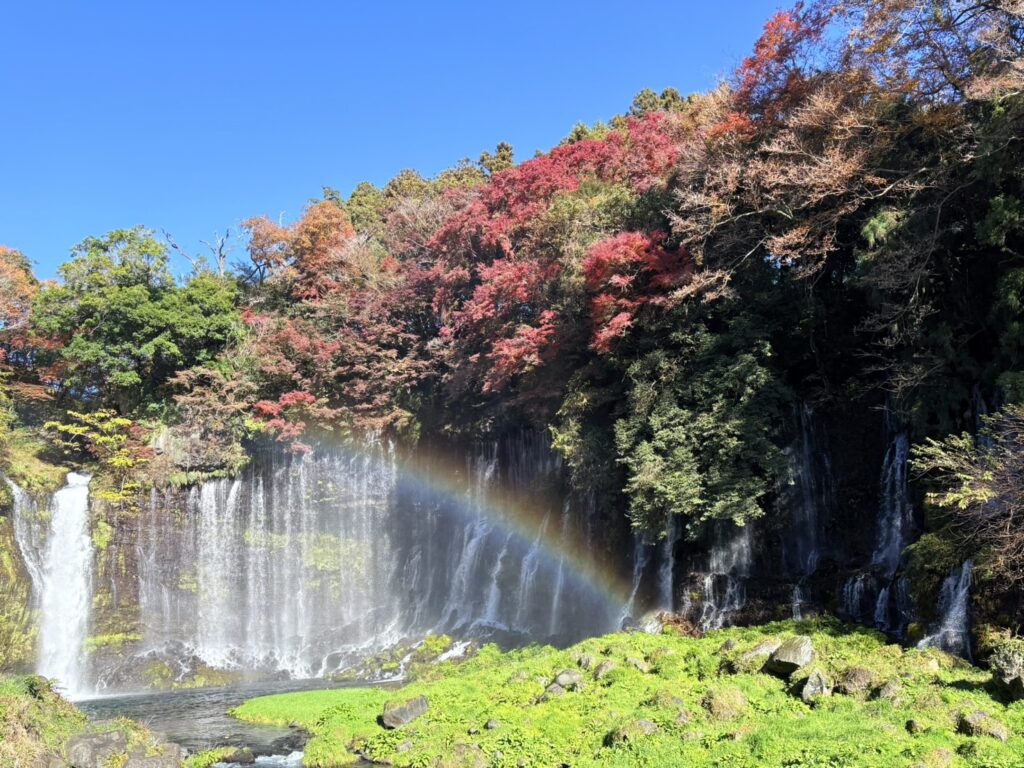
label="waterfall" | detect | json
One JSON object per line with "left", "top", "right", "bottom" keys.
{"left": 657, "top": 515, "right": 679, "bottom": 611}
{"left": 785, "top": 404, "right": 831, "bottom": 578}
{"left": 619, "top": 534, "right": 652, "bottom": 626}
{"left": 106, "top": 433, "right": 618, "bottom": 689}
{"left": 10, "top": 473, "right": 93, "bottom": 697}
{"left": 918, "top": 560, "right": 973, "bottom": 660}
{"left": 871, "top": 432, "right": 912, "bottom": 576}
{"left": 681, "top": 523, "right": 752, "bottom": 631}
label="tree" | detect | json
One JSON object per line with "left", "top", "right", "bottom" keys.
{"left": 912, "top": 406, "right": 1024, "bottom": 584}
{"left": 29, "top": 227, "right": 241, "bottom": 411}
{"left": 479, "top": 142, "right": 515, "bottom": 176}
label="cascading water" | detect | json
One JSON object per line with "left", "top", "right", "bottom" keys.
{"left": 784, "top": 404, "right": 834, "bottom": 618}
{"left": 657, "top": 515, "right": 679, "bottom": 611}
{"left": 10, "top": 473, "right": 93, "bottom": 697}
{"left": 842, "top": 423, "right": 916, "bottom": 632}
{"left": 681, "top": 523, "right": 752, "bottom": 630}
{"left": 96, "top": 433, "right": 619, "bottom": 690}
{"left": 872, "top": 431, "right": 912, "bottom": 577}
{"left": 919, "top": 560, "right": 973, "bottom": 660}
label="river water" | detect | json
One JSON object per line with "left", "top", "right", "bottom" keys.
{"left": 76, "top": 679, "right": 357, "bottom": 757}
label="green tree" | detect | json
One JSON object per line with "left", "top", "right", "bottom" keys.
{"left": 30, "top": 227, "right": 241, "bottom": 412}
{"left": 479, "top": 142, "right": 515, "bottom": 175}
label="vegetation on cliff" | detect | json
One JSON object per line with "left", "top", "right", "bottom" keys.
{"left": 231, "top": 619, "right": 1024, "bottom": 767}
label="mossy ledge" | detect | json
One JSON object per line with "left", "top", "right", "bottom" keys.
{"left": 231, "top": 619, "right": 1024, "bottom": 768}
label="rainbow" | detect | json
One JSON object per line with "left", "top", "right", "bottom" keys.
{"left": 324, "top": 435, "right": 636, "bottom": 625}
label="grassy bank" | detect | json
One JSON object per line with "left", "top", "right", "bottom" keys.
{"left": 232, "top": 619, "right": 1024, "bottom": 767}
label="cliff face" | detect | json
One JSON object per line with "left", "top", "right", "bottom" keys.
{"left": 5, "top": 402, "right": 981, "bottom": 695}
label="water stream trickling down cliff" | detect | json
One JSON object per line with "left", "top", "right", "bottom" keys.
{"left": 7, "top": 415, "right": 977, "bottom": 696}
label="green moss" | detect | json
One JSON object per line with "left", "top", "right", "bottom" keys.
{"left": 231, "top": 619, "right": 1024, "bottom": 768}
{"left": 92, "top": 519, "right": 114, "bottom": 551}
{"left": 83, "top": 633, "right": 142, "bottom": 654}
{"left": 186, "top": 747, "right": 243, "bottom": 768}
{"left": 904, "top": 533, "right": 963, "bottom": 619}
{"left": 4, "top": 429, "right": 68, "bottom": 495}
{"left": 0, "top": 676, "right": 86, "bottom": 765}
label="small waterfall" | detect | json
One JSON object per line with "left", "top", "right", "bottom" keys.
{"left": 657, "top": 515, "right": 679, "bottom": 610}
{"left": 841, "top": 574, "right": 868, "bottom": 619}
{"left": 681, "top": 523, "right": 752, "bottom": 630}
{"left": 918, "top": 560, "right": 973, "bottom": 659}
{"left": 871, "top": 431, "right": 912, "bottom": 576}
{"left": 620, "top": 534, "right": 652, "bottom": 626}
{"left": 11, "top": 473, "right": 93, "bottom": 697}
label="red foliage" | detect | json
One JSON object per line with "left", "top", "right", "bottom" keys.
{"left": 719, "top": 2, "right": 829, "bottom": 133}
{"left": 428, "top": 113, "right": 683, "bottom": 397}
{"left": 583, "top": 231, "right": 693, "bottom": 353}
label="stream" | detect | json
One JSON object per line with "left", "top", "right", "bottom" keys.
{"left": 76, "top": 679, "right": 361, "bottom": 762}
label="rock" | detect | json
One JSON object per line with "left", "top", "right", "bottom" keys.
{"left": 67, "top": 730, "right": 128, "bottom": 768}
{"left": 607, "top": 719, "right": 659, "bottom": 745}
{"left": 444, "top": 743, "right": 486, "bottom": 768}
{"left": 718, "top": 639, "right": 737, "bottom": 653}
{"left": 626, "top": 656, "right": 650, "bottom": 673}
{"left": 915, "top": 748, "right": 954, "bottom": 768}
{"left": 906, "top": 719, "right": 925, "bottom": 735}
{"left": 381, "top": 695, "right": 429, "bottom": 728}
{"left": 957, "top": 710, "right": 1009, "bottom": 742}
{"left": 989, "top": 638, "right": 1024, "bottom": 701}
{"left": 733, "top": 639, "right": 781, "bottom": 672}
{"left": 836, "top": 666, "right": 876, "bottom": 696}
{"left": 876, "top": 679, "right": 902, "bottom": 704}
{"left": 801, "top": 670, "right": 831, "bottom": 704}
{"left": 555, "top": 669, "right": 584, "bottom": 690}
{"left": 33, "top": 755, "right": 68, "bottom": 768}
{"left": 484, "top": 719, "right": 501, "bottom": 730}
{"left": 675, "top": 709, "right": 691, "bottom": 725}
{"left": 593, "top": 660, "right": 617, "bottom": 680}
{"left": 702, "top": 687, "right": 747, "bottom": 720}
{"left": 542, "top": 682, "right": 565, "bottom": 700}
{"left": 574, "top": 653, "right": 595, "bottom": 670}
{"left": 765, "top": 636, "right": 815, "bottom": 677}
{"left": 216, "top": 749, "right": 254, "bottom": 765}
{"left": 123, "top": 757, "right": 180, "bottom": 768}
{"left": 396, "top": 740, "right": 413, "bottom": 753}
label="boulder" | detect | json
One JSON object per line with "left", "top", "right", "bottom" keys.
{"left": 913, "top": 748, "right": 953, "bottom": 768}
{"left": 718, "top": 639, "right": 737, "bottom": 653}
{"left": 555, "top": 669, "right": 584, "bottom": 690}
{"left": 67, "top": 730, "right": 128, "bottom": 768}
{"left": 702, "top": 687, "right": 747, "bottom": 721}
{"left": 122, "top": 757, "right": 180, "bottom": 768}
{"left": 906, "top": 719, "right": 925, "bottom": 735}
{"left": 575, "top": 653, "right": 595, "bottom": 670}
{"left": 836, "top": 666, "right": 875, "bottom": 696}
{"left": 675, "top": 709, "right": 691, "bottom": 725}
{"left": 989, "top": 638, "right": 1024, "bottom": 701}
{"left": 801, "top": 670, "right": 831, "bottom": 704}
{"left": 593, "top": 660, "right": 617, "bottom": 680}
{"left": 876, "top": 679, "right": 902, "bottom": 704}
{"left": 214, "top": 749, "right": 253, "bottom": 765}
{"left": 484, "top": 719, "right": 501, "bottom": 730}
{"left": 957, "top": 710, "right": 1009, "bottom": 742}
{"left": 626, "top": 657, "right": 650, "bottom": 673}
{"left": 380, "top": 695, "right": 429, "bottom": 729}
{"left": 607, "top": 719, "right": 659, "bottom": 745}
{"left": 541, "top": 683, "right": 565, "bottom": 700}
{"left": 765, "top": 636, "right": 815, "bottom": 677}
{"left": 733, "top": 639, "right": 781, "bottom": 672}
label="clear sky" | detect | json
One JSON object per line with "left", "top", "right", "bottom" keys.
{"left": 1, "top": 1, "right": 782, "bottom": 279}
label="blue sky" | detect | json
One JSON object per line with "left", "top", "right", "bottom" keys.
{"left": 1, "top": 1, "right": 782, "bottom": 279}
